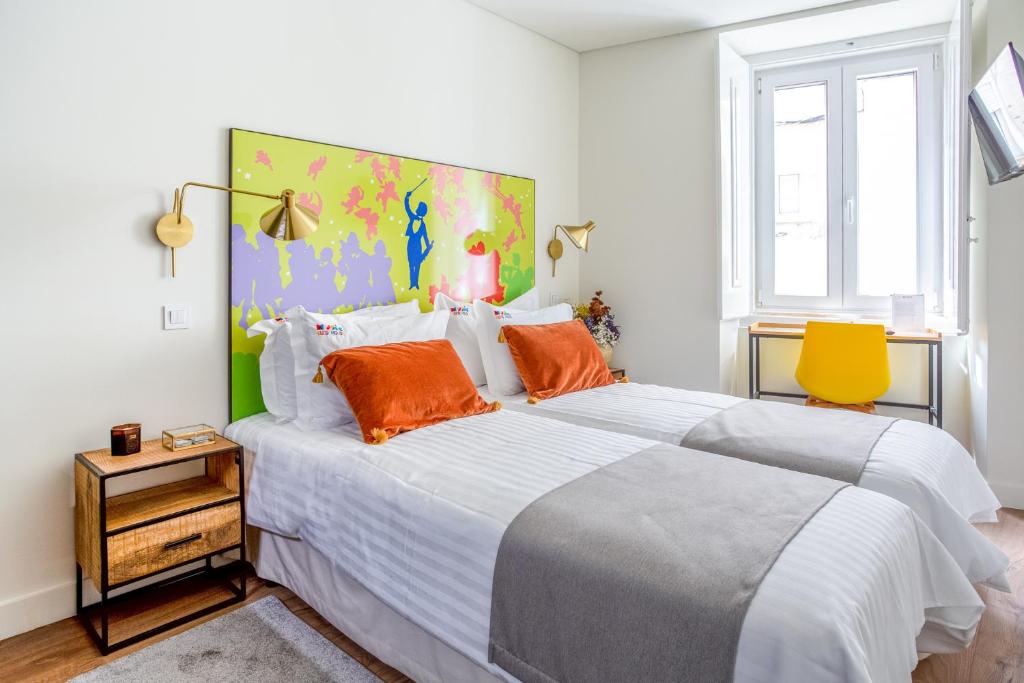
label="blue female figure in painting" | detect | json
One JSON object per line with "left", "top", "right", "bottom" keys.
{"left": 404, "top": 179, "right": 434, "bottom": 289}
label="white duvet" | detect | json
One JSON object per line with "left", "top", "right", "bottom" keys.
{"left": 228, "top": 410, "right": 984, "bottom": 683}
{"left": 498, "top": 382, "right": 1009, "bottom": 591}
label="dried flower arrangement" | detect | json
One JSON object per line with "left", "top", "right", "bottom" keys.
{"left": 574, "top": 290, "right": 621, "bottom": 349}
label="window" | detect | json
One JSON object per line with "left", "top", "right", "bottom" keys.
{"left": 754, "top": 47, "right": 942, "bottom": 311}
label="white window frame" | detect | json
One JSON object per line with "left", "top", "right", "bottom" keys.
{"left": 754, "top": 45, "right": 943, "bottom": 313}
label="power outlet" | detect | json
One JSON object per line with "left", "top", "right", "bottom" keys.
{"left": 549, "top": 294, "right": 571, "bottom": 306}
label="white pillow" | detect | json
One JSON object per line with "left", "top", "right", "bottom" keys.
{"left": 346, "top": 299, "right": 421, "bottom": 318}
{"left": 434, "top": 288, "right": 539, "bottom": 386}
{"left": 248, "top": 315, "right": 296, "bottom": 421}
{"left": 248, "top": 300, "right": 422, "bottom": 421}
{"left": 290, "top": 308, "right": 450, "bottom": 430}
{"left": 473, "top": 300, "right": 574, "bottom": 396}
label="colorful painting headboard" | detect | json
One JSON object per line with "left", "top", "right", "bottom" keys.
{"left": 229, "top": 129, "right": 536, "bottom": 421}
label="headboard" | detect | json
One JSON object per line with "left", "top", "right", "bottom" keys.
{"left": 229, "top": 129, "right": 536, "bottom": 421}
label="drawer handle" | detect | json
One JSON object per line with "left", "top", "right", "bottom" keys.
{"left": 164, "top": 532, "right": 202, "bottom": 550}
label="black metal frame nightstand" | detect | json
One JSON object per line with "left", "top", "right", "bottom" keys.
{"left": 74, "top": 435, "right": 247, "bottom": 654}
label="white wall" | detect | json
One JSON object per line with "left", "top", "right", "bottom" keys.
{"left": 579, "top": 31, "right": 721, "bottom": 389}
{"left": 0, "top": 0, "right": 579, "bottom": 639}
{"left": 966, "top": 0, "right": 990, "bottom": 474}
{"left": 978, "top": 0, "right": 1024, "bottom": 506}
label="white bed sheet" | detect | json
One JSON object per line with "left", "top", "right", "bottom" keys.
{"left": 227, "top": 410, "right": 984, "bottom": 683}
{"left": 496, "top": 383, "right": 1009, "bottom": 590}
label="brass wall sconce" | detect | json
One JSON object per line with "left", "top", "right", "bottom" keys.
{"left": 547, "top": 220, "right": 596, "bottom": 276}
{"left": 155, "top": 181, "right": 319, "bottom": 276}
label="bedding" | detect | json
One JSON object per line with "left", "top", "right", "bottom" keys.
{"left": 501, "top": 319, "right": 616, "bottom": 401}
{"left": 289, "top": 308, "right": 449, "bottom": 431}
{"left": 472, "top": 301, "right": 574, "bottom": 396}
{"left": 500, "top": 382, "right": 1010, "bottom": 590}
{"left": 248, "top": 300, "right": 421, "bottom": 421}
{"left": 435, "top": 289, "right": 539, "bottom": 385}
{"left": 490, "top": 442, "right": 847, "bottom": 683}
{"left": 228, "top": 410, "right": 984, "bottom": 683}
{"left": 321, "top": 339, "right": 500, "bottom": 443}
{"left": 682, "top": 399, "right": 896, "bottom": 483}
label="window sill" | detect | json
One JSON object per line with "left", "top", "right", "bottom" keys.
{"left": 737, "top": 309, "right": 965, "bottom": 336}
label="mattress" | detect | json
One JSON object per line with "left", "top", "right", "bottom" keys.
{"left": 496, "top": 382, "right": 1009, "bottom": 590}
{"left": 227, "top": 410, "right": 984, "bottom": 683}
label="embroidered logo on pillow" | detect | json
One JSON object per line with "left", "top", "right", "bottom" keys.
{"left": 449, "top": 305, "right": 472, "bottom": 316}
{"left": 315, "top": 323, "right": 345, "bottom": 336}
{"left": 492, "top": 309, "right": 512, "bottom": 320}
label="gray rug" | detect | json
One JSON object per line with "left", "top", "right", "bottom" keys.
{"left": 71, "top": 596, "right": 380, "bottom": 682}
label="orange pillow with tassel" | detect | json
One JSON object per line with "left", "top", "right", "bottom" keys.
{"left": 320, "top": 339, "right": 501, "bottom": 444}
{"left": 501, "top": 320, "right": 616, "bottom": 402}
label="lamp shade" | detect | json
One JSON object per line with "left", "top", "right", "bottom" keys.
{"left": 560, "top": 220, "right": 595, "bottom": 251}
{"left": 259, "top": 190, "right": 319, "bottom": 241}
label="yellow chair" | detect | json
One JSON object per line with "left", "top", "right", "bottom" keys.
{"left": 795, "top": 321, "right": 891, "bottom": 414}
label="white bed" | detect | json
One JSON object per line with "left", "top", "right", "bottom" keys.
{"left": 228, "top": 409, "right": 985, "bottom": 683}
{"left": 494, "top": 382, "right": 1009, "bottom": 590}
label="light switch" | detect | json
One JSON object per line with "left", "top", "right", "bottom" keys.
{"left": 163, "top": 304, "right": 191, "bottom": 330}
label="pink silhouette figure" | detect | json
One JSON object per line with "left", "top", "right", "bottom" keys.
{"left": 428, "top": 275, "right": 452, "bottom": 305}
{"left": 388, "top": 156, "right": 402, "bottom": 180}
{"left": 503, "top": 229, "right": 519, "bottom": 251}
{"left": 376, "top": 181, "right": 399, "bottom": 213}
{"left": 432, "top": 194, "right": 453, "bottom": 225}
{"left": 298, "top": 191, "right": 323, "bottom": 217}
{"left": 454, "top": 197, "right": 475, "bottom": 237}
{"left": 307, "top": 156, "right": 327, "bottom": 181}
{"left": 483, "top": 173, "right": 526, "bottom": 239}
{"left": 501, "top": 193, "right": 525, "bottom": 237}
{"left": 427, "top": 165, "right": 449, "bottom": 194}
{"left": 356, "top": 207, "right": 380, "bottom": 240}
{"left": 342, "top": 186, "right": 364, "bottom": 214}
{"left": 450, "top": 167, "right": 465, "bottom": 193}
{"left": 370, "top": 157, "right": 388, "bottom": 185}
{"left": 354, "top": 151, "right": 375, "bottom": 163}
{"left": 255, "top": 150, "right": 273, "bottom": 171}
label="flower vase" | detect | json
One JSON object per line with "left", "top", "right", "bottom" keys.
{"left": 599, "top": 343, "right": 614, "bottom": 366}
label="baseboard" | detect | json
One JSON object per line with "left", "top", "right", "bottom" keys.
{"left": 990, "top": 480, "right": 1024, "bottom": 510}
{"left": 0, "top": 580, "right": 76, "bottom": 641}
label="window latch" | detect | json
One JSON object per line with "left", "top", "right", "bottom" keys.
{"left": 846, "top": 197, "right": 856, "bottom": 225}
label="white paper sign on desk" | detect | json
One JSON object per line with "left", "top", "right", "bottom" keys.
{"left": 891, "top": 294, "right": 926, "bottom": 332}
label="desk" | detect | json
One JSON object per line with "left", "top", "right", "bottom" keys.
{"left": 747, "top": 322, "right": 943, "bottom": 428}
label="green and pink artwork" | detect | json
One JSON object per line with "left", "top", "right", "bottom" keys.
{"left": 230, "top": 129, "right": 536, "bottom": 420}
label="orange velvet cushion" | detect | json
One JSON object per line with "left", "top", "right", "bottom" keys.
{"left": 501, "top": 320, "right": 615, "bottom": 401}
{"left": 321, "top": 339, "right": 500, "bottom": 444}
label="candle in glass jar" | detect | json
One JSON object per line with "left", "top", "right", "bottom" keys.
{"left": 110, "top": 423, "right": 141, "bottom": 456}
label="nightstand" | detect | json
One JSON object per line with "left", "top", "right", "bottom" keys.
{"left": 610, "top": 367, "right": 626, "bottom": 380}
{"left": 74, "top": 434, "right": 246, "bottom": 654}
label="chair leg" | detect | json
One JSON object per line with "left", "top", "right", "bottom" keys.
{"left": 806, "top": 395, "right": 876, "bottom": 414}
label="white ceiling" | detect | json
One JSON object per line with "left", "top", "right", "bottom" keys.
{"left": 466, "top": 0, "right": 865, "bottom": 52}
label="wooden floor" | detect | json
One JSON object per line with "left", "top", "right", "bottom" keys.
{"left": 1, "top": 510, "right": 1021, "bottom": 683}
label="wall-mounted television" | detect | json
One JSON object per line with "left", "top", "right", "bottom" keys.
{"left": 969, "top": 42, "right": 1024, "bottom": 185}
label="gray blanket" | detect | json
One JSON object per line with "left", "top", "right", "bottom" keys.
{"left": 681, "top": 400, "right": 897, "bottom": 484}
{"left": 488, "top": 443, "right": 848, "bottom": 683}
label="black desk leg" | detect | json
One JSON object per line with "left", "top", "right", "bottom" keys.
{"left": 928, "top": 344, "right": 935, "bottom": 426}
{"left": 748, "top": 333, "right": 755, "bottom": 399}
{"left": 936, "top": 342, "right": 943, "bottom": 429}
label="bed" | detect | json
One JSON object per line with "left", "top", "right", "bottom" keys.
{"left": 495, "top": 381, "right": 1009, "bottom": 591}
{"left": 227, "top": 408, "right": 985, "bottom": 683}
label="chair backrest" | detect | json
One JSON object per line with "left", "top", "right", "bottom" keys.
{"left": 795, "top": 321, "right": 891, "bottom": 404}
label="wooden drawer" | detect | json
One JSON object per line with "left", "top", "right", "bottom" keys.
{"left": 106, "top": 502, "right": 241, "bottom": 585}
